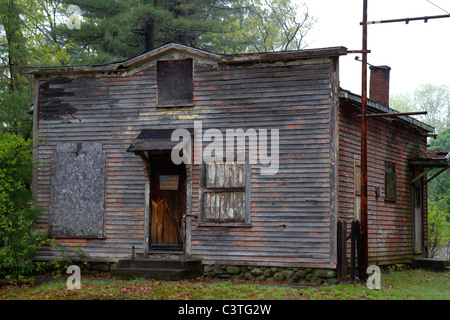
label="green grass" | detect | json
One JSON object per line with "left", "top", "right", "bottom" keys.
{"left": 0, "top": 269, "right": 448, "bottom": 300}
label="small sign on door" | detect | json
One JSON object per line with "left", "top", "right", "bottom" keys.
{"left": 160, "top": 175, "right": 179, "bottom": 190}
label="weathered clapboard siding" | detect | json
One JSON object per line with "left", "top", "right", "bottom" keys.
{"left": 29, "top": 44, "right": 437, "bottom": 271}
{"left": 189, "top": 59, "right": 338, "bottom": 268}
{"left": 28, "top": 45, "right": 347, "bottom": 268}
{"left": 35, "top": 73, "right": 154, "bottom": 261}
{"left": 32, "top": 54, "right": 339, "bottom": 267}
{"left": 338, "top": 100, "right": 427, "bottom": 265}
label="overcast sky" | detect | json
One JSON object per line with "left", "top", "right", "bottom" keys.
{"left": 299, "top": 0, "right": 450, "bottom": 96}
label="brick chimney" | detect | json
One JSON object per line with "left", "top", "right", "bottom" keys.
{"left": 369, "top": 65, "right": 391, "bottom": 106}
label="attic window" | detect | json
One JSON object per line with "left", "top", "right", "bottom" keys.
{"left": 157, "top": 59, "right": 193, "bottom": 107}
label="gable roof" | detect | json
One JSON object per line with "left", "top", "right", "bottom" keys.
{"left": 23, "top": 42, "right": 347, "bottom": 76}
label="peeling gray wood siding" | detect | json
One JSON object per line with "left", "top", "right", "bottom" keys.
{"left": 34, "top": 54, "right": 340, "bottom": 268}
{"left": 191, "top": 60, "right": 338, "bottom": 268}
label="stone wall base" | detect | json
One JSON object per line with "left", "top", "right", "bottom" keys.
{"left": 37, "top": 260, "right": 339, "bottom": 284}
{"left": 203, "top": 264, "right": 339, "bottom": 284}
{"left": 37, "top": 261, "right": 116, "bottom": 276}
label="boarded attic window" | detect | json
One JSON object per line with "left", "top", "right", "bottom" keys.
{"left": 157, "top": 59, "right": 193, "bottom": 107}
{"left": 385, "top": 161, "right": 397, "bottom": 201}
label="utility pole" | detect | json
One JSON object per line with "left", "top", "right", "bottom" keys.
{"left": 360, "top": 0, "right": 369, "bottom": 280}
{"left": 358, "top": 1, "right": 449, "bottom": 281}
{"left": 360, "top": 0, "right": 369, "bottom": 279}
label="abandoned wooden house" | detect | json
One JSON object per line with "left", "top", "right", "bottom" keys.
{"left": 24, "top": 43, "right": 447, "bottom": 280}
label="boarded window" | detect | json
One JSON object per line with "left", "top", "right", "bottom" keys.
{"left": 157, "top": 59, "right": 193, "bottom": 107}
{"left": 385, "top": 161, "right": 397, "bottom": 201}
{"left": 49, "top": 142, "right": 105, "bottom": 238}
{"left": 201, "top": 162, "right": 250, "bottom": 225}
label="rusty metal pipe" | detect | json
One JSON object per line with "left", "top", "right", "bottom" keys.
{"left": 367, "top": 111, "right": 427, "bottom": 117}
{"left": 355, "top": 111, "right": 428, "bottom": 117}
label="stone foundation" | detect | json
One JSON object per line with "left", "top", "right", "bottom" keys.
{"left": 39, "top": 260, "right": 339, "bottom": 284}
{"left": 203, "top": 264, "right": 339, "bottom": 284}
{"left": 81, "top": 261, "right": 116, "bottom": 275}
{"left": 38, "top": 260, "right": 116, "bottom": 276}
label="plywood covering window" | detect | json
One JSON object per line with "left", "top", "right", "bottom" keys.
{"left": 157, "top": 58, "right": 193, "bottom": 107}
{"left": 385, "top": 161, "right": 397, "bottom": 201}
{"left": 49, "top": 142, "right": 105, "bottom": 238}
{"left": 200, "top": 162, "right": 251, "bottom": 226}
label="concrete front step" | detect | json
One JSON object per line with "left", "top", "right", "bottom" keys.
{"left": 412, "top": 258, "right": 449, "bottom": 271}
{"left": 112, "top": 258, "right": 202, "bottom": 280}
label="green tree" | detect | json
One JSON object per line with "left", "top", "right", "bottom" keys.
{"left": 0, "top": 0, "right": 34, "bottom": 138}
{"left": 428, "top": 189, "right": 450, "bottom": 259}
{"left": 0, "top": 132, "right": 46, "bottom": 284}
{"left": 53, "top": 0, "right": 244, "bottom": 62}
{"left": 1, "top": 0, "right": 78, "bottom": 135}
{"left": 241, "top": 0, "right": 314, "bottom": 53}
{"left": 44, "top": 0, "right": 315, "bottom": 63}
{"left": 0, "top": 1, "right": 53, "bottom": 283}
{"left": 201, "top": 0, "right": 315, "bottom": 54}
{"left": 414, "top": 84, "right": 450, "bottom": 132}
{"left": 391, "top": 85, "right": 450, "bottom": 256}
{"left": 390, "top": 83, "right": 450, "bottom": 132}
{"left": 428, "top": 127, "right": 450, "bottom": 211}
{"left": 22, "top": 0, "right": 79, "bottom": 67}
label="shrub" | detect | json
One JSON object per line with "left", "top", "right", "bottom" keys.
{"left": 0, "top": 132, "right": 46, "bottom": 284}
{"left": 428, "top": 189, "right": 450, "bottom": 259}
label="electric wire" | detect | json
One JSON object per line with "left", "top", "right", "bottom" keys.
{"left": 425, "top": 0, "right": 449, "bottom": 14}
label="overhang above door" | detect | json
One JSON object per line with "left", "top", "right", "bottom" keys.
{"left": 409, "top": 150, "right": 450, "bottom": 185}
{"left": 127, "top": 128, "right": 194, "bottom": 152}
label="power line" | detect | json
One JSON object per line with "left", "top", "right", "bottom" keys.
{"left": 357, "top": 0, "right": 450, "bottom": 281}
{"left": 425, "top": 0, "right": 449, "bottom": 14}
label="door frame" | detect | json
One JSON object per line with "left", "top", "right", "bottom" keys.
{"left": 412, "top": 175, "right": 424, "bottom": 255}
{"left": 408, "top": 155, "right": 450, "bottom": 258}
{"left": 138, "top": 150, "right": 192, "bottom": 257}
{"left": 411, "top": 164, "right": 424, "bottom": 256}
{"left": 149, "top": 152, "right": 185, "bottom": 251}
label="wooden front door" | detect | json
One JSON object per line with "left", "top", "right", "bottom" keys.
{"left": 150, "top": 153, "right": 186, "bottom": 251}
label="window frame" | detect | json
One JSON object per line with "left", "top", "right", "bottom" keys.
{"left": 156, "top": 58, "right": 194, "bottom": 107}
{"left": 385, "top": 161, "right": 397, "bottom": 202}
{"left": 198, "top": 161, "right": 252, "bottom": 227}
{"left": 49, "top": 142, "right": 106, "bottom": 239}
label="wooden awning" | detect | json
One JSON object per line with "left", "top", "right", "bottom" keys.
{"left": 127, "top": 129, "right": 193, "bottom": 152}
{"left": 409, "top": 150, "right": 450, "bottom": 184}
{"left": 409, "top": 150, "right": 450, "bottom": 166}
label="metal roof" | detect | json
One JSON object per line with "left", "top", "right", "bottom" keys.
{"left": 339, "top": 88, "right": 435, "bottom": 133}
